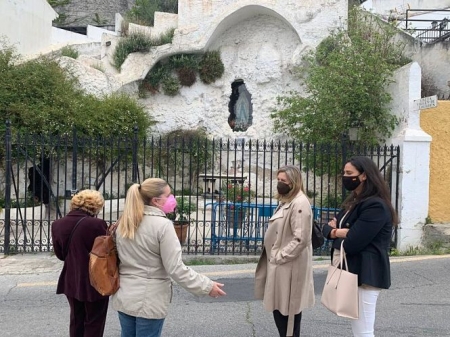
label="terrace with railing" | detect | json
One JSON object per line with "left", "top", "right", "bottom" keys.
{"left": 398, "top": 9, "right": 450, "bottom": 44}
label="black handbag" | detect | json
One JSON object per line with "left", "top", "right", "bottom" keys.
{"left": 311, "top": 220, "right": 325, "bottom": 249}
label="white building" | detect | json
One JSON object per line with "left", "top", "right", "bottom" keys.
{"left": 0, "top": 0, "right": 57, "bottom": 56}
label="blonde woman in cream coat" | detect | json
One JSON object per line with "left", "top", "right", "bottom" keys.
{"left": 255, "top": 165, "right": 315, "bottom": 337}
{"left": 112, "top": 178, "right": 225, "bottom": 337}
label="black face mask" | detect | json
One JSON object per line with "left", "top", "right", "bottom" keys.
{"left": 277, "top": 182, "right": 292, "bottom": 195}
{"left": 342, "top": 175, "right": 361, "bottom": 191}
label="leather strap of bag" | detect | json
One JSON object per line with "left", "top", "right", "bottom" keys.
{"left": 339, "top": 240, "right": 349, "bottom": 271}
{"left": 64, "top": 216, "right": 87, "bottom": 259}
{"left": 333, "top": 241, "right": 351, "bottom": 286}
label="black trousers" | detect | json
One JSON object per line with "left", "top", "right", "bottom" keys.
{"left": 273, "top": 310, "right": 302, "bottom": 337}
{"left": 66, "top": 296, "right": 109, "bottom": 337}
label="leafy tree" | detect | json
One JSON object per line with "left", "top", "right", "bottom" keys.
{"left": 272, "top": 7, "right": 410, "bottom": 148}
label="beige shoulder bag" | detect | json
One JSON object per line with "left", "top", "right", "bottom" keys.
{"left": 321, "top": 240, "right": 359, "bottom": 319}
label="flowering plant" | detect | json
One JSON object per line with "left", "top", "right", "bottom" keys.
{"left": 223, "top": 181, "right": 254, "bottom": 203}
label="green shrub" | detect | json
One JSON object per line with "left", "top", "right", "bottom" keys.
{"left": 75, "top": 92, "right": 155, "bottom": 139}
{"left": 199, "top": 51, "right": 225, "bottom": 84}
{"left": 143, "top": 61, "right": 170, "bottom": 92}
{"left": 60, "top": 45, "right": 79, "bottom": 59}
{"left": 157, "top": 128, "right": 213, "bottom": 192}
{"left": 161, "top": 75, "right": 180, "bottom": 96}
{"left": 0, "top": 198, "right": 39, "bottom": 208}
{"left": 171, "top": 54, "right": 199, "bottom": 86}
{"left": 176, "top": 67, "right": 196, "bottom": 87}
{"left": 0, "top": 43, "right": 155, "bottom": 140}
{"left": 113, "top": 32, "right": 153, "bottom": 69}
{"left": 126, "top": 0, "right": 178, "bottom": 26}
{"left": 113, "top": 29, "right": 175, "bottom": 70}
{"left": 143, "top": 51, "right": 224, "bottom": 96}
{"left": 152, "top": 28, "right": 175, "bottom": 46}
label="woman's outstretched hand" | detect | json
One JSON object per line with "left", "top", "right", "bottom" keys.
{"left": 209, "top": 282, "right": 226, "bottom": 298}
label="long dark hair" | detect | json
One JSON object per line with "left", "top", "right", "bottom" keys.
{"left": 342, "top": 156, "right": 399, "bottom": 225}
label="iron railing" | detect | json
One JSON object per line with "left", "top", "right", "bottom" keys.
{"left": 1, "top": 124, "right": 400, "bottom": 255}
{"left": 401, "top": 9, "right": 450, "bottom": 44}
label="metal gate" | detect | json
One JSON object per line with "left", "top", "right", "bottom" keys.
{"left": 1, "top": 123, "right": 400, "bottom": 255}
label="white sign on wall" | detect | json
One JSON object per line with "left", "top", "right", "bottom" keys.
{"left": 413, "top": 95, "right": 438, "bottom": 110}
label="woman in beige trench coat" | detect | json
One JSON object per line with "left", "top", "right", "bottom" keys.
{"left": 255, "top": 165, "right": 315, "bottom": 337}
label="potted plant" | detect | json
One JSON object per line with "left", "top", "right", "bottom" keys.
{"left": 167, "top": 196, "right": 196, "bottom": 244}
{"left": 223, "top": 181, "right": 254, "bottom": 229}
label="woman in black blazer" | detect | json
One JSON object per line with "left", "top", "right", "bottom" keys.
{"left": 322, "top": 156, "right": 398, "bottom": 337}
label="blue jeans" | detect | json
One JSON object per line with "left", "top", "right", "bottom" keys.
{"left": 118, "top": 311, "right": 165, "bottom": 337}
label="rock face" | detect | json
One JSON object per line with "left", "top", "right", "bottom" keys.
{"left": 143, "top": 13, "right": 304, "bottom": 139}
{"left": 68, "top": 1, "right": 348, "bottom": 138}
{"left": 53, "top": 0, "right": 135, "bottom": 26}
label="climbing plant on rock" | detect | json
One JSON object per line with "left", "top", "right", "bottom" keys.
{"left": 142, "top": 51, "right": 224, "bottom": 96}
{"left": 199, "top": 51, "right": 225, "bottom": 85}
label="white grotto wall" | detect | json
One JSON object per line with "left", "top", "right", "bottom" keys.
{"left": 145, "top": 14, "right": 303, "bottom": 139}
{"left": 54, "top": 1, "right": 347, "bottom": 139}
{"left": 129, "top": 0, "right": 348, "bottom": 138}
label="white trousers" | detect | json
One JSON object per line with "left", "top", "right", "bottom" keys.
{"left": 332, "top": 251, "right": 381, "bottom": 337}
{"left": 351, "top": 287, "right": 381, "bottom": 337}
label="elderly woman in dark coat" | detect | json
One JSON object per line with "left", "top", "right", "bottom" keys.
{"left": 52, "top": 190, "right": 109, "bottom": 337}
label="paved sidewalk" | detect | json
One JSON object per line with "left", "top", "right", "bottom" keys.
{"left": 0, "top": 253, "right": 63, "bottom": 275}
{"left": 2, "top": 252, "right": 450, "bottom": 275}
{"left": 1, "top": 253, "right": 450, "bottom": 336}
{"left": 0, "top": 252, "right": 331, "bottom": 275}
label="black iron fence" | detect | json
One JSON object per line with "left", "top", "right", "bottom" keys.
{"left": 401, "top": 9, "right": 450, "bottom": 44}
{"left": 1, "top": 124, "right": 400, "bottom": 255}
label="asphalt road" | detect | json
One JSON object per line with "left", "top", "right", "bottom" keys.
{"left": 0, "top": 255, "right": 449, "bottom": 337}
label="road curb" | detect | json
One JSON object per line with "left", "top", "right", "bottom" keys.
{"left": 1, "top": 253, "right": 449, "bottom": 276}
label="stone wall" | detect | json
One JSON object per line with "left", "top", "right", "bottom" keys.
{"left": 411, "top": 43, "right": 450, "bottom": 100}
{"left": 395, "top": 28, "right": 450, "bottom": 100}
{"left": 422, "top": 224, "right": 450, "bottom": 249}
{"left": 55, "top": 0, "right": 135, "bottom": 26}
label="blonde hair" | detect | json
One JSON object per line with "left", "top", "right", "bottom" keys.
{"left": 118, "top": 178, "right": 168, "bottom": 240}
{"left": 70, "top": 190, "right": 104, "bottom": 216}
{"left": 276, "top": 165, "right": 305, "bottom": 203}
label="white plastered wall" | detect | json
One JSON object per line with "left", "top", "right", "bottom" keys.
{"left": 388, "top": 62, "right": 432, "bottom": 250}
{"left": 0, "top": 0, "right": 57, "bottom": 56}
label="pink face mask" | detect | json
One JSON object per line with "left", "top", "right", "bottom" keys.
{"left": 160, "top": 194, "right": 177, "bottom": 214}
